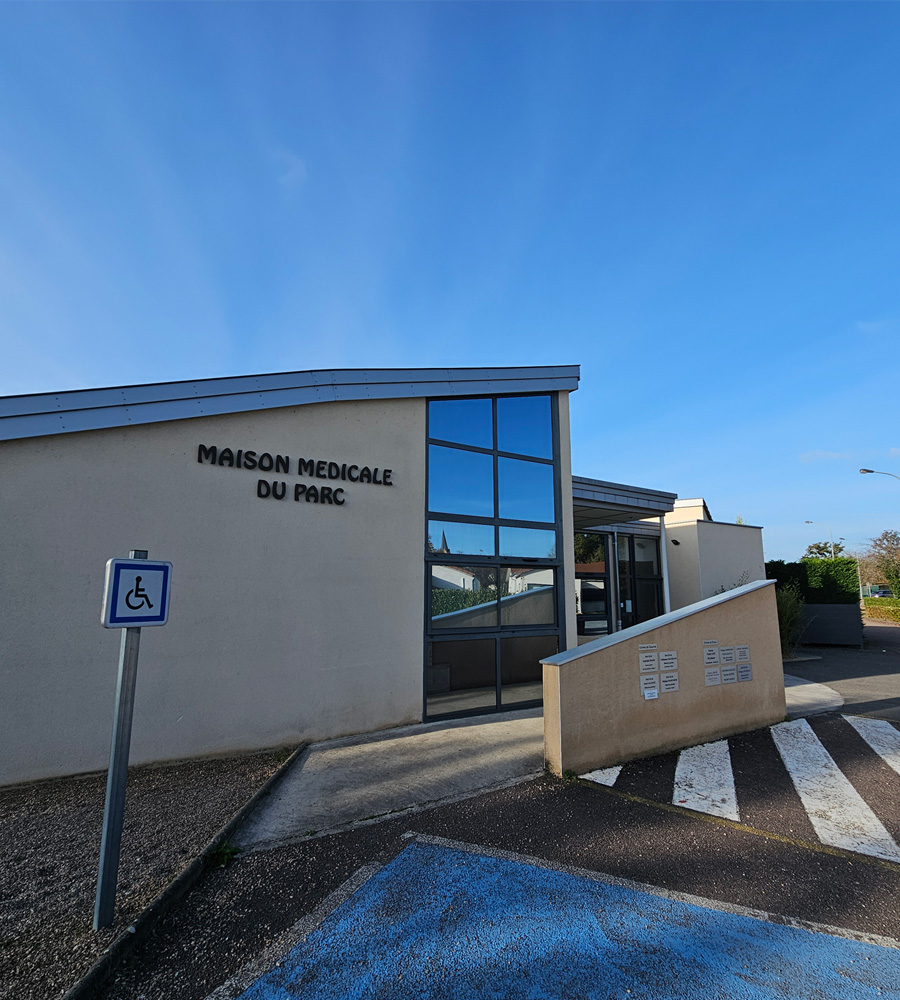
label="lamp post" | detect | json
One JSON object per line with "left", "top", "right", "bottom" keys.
{"left": 860, "top": 468, "right": 900, "bottom": 482}
{"left": 804, "top": 520, "right": 840, "bottom": 558}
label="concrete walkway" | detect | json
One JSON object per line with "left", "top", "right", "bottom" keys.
{"left": 236, "top": 708, "right": 543, "bottom": 851}
{"left": 236, "top": 665, "right": 842, "bottom": 853}
{"left": 784, "top": 673, "right": 844, "bottom": 716}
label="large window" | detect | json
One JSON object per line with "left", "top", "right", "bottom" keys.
{"left": 425, "top": 394, "right": 562, "bottom": 719}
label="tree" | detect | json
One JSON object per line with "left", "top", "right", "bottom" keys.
{"left": 870, "top": 530, "right": 900, "bottom": 595}
{"left": 574, "top": 532, "right": 606, "bottom": 565}
{"left": 804, "top": 540, "right": 845, "bottom": 559}
{"left": 848, "top": 548, "right": 887, "bottom": 589}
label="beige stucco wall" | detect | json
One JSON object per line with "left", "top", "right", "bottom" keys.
{"left": 543, "top": 581, "right": 784, "bottom": 775}
{"left": 696, "top": 521, "right": 766, "bottom": 597}
{"left": 664, "top": 522, "right": 702, "bottom": 608}
{"left": 0, "top": 398, "right": 427, "bottom": 784}
{"left": 556, "top": 391, "right": 577, "bottom": 651}
{"left": 665, "top": 521, "right": 766, "bottom": 610}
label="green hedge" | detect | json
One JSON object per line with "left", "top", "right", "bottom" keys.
{"left": 864, "top": 597, "right": 900, "bottom": 623}
{"left": 765, "top": 558, "right": 860, "bottom": 604}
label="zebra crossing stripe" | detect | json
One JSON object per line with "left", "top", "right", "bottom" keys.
{"left": 672, "top": 740, "right": 739, "bottom": 821}
{"left": 844, "top": 716, "right": 900, "bottom": 778}
{"left": 770, "top": 718, "right": 900, "bottom": 863}
{"left": 581, "top": 766, "right": 623, "bottom": 787}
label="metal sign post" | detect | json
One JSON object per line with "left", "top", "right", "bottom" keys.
{"left": 94, "top": 550, "right": 172, "bottom": 930}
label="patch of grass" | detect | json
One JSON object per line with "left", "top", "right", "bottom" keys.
{"left": 207, "top": 841, "right": 240, "bottom": 869}
{"left": 562, "top": 769, "right": 580, "bottom": 783}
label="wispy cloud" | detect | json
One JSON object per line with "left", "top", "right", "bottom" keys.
{"left": 889, "top": 448, "right": 900, "bottom": 459}
{"left": 274, "top": 150, "right": 307, "bottom": 194}
{"left": 854, "top": 319, "right": 886, "bottom": 335}
{"left": 798, "top": 450, "right": 851, "bottom": 463}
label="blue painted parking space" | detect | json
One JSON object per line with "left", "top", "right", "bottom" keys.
{"left": 237, "top": 840, "right": 900, "bottom": 999}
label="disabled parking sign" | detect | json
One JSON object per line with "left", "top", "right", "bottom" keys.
{"left": 101, "top": 558, "right": 172, "bottom": 627}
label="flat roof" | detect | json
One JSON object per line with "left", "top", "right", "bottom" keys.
{"left": 572, "top": 474, "right": 677, "bottom": 528}
{"left": 0, "top": 365, "right": 580, "bottom": 442}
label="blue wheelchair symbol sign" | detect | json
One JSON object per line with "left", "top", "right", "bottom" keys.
{"left": 101, "top": 559, "right": 172, "bottom": 628}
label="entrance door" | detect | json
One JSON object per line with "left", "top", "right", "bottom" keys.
{"left": 574, "top": 532, "right": 611, "bottom": 639}
{"left": 617, "top": 534, "right": 663, "bottom": 629}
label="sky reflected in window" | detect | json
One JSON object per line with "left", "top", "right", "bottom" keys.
{"left": 429, "top": 445, "right": 494, "bottom": 517}
{"left": 497, "top": 395, "right": 552, "bottom": 458}
{"left": 498, "top": 457, "right": 555, "bottom": 523}
{"left": 428, "top": 398, "right": 493, "bottom": 449}
{"left": 428, "top": 520, "right": 495, "bottom": 556}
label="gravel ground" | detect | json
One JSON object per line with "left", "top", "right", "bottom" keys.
{"left": 0, "top": 749, "right": 293, "bottom": 1000}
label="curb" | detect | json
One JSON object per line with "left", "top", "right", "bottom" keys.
{"left": 62, "top": 742, "right": 308, "bottom": 1000}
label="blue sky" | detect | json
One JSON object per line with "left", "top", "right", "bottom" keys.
{"left": 1, "top": 3, "right": 898, "bottom": 561}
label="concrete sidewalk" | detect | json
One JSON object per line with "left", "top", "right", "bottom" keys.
{"left": 235, "top": 668, "right": 845, "bottom": 852}
{"left": 235, "top": 708, "right": 544, "bottom": 851}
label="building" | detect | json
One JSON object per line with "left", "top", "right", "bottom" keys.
{"left": 661, "top": 499, "right": 766, "bottom": 610}
{"left": 1, "top": 366, "right": 699, "bottom": 785}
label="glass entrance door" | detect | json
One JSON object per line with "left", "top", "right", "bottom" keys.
{"left": 574, "top": 532, "right": 611, "bottom": 639}
{"left": 617, "top": 534, "right": 663, "bottom": 629}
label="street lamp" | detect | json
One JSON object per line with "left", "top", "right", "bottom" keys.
{"left": 860, "top": 468, "right": 900, "bottom": 482}
{"left": 804, "top": 520, "right": 840, "bottom": 558}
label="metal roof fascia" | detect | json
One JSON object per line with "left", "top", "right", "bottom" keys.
{"left": 0, "top": 366, "right": 580, "bottom": 441}
{"left": 572, "top": 474, "right": 677, "bottom": 504}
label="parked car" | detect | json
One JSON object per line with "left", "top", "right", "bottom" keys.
{"left": 872, "top": 588, "right": 893, "bottom": 598}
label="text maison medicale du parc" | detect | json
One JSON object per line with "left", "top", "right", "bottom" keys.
{"left": 196, "top": 444, "right": 395, "bottom": 506}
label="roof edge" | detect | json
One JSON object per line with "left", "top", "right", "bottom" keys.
{"left": 0, "top": 365, "right": 580, "bottom": 442}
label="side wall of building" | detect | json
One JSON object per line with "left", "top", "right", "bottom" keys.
{"left": 695, "top": 521, "right": 766, "bottom": 598}
{"left": 0, "top": 398, "right": 427, "bottom": 785}
{"left": 664, "top": 522, "right": 702, "bottom": 609}
{"left": 557, "top": 391, "right": 578, "bottom": 651}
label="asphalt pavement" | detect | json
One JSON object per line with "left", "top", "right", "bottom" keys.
{"left": 95, "top": 626, "right": 900, "bottom": 1000}
{"left": 785, "top": 621, "right": 900, "bottom": 721}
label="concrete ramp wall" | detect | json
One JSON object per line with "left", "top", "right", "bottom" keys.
{"left": 541, "top": 580, "right": 785, "bottom": 776}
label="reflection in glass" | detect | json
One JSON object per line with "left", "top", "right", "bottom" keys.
{"left": 497, "top": 396, "right": 552, "bottom": 459}
{"left": 577, "top": 577, "right": 607, "bottom": 617}
{"left": 427, "top": 638, "right": 497, "bottom": 714}
{"left": 579, "top": 617, "right": 610, "bottom": 638}
{"left": 499, "top": 526, "right": 556, "bottom": 559}
{"left": 636, "top": 579, "right": 663, "bottom": 622}
{"left": 618, "top": 535, "right": 633, "bottom": 629}
{"left": 431, "top": 565, "right": 498, "bottom": 629}
{"left": 498, "top": 457, "right": 555, "bottom": 523}
{"left": 634, "top": 537, "right": 660, "bottom": 576}
{"left": 428, "top": 445, "right": 494, "bottom": 517}
{"left": 499, "top": 567, "right": 555, "bottom": 626}
{"left": 428, "top": 398, "right": 493, "bottom": 449}
{"left": 428, "top": 520, "right": 495, "bottom": 557}
{"left": 573, "top": 532, "right": 606, "bottom": 570}
{"left": 500, "top": 635, "right": 557, "bottom": 707}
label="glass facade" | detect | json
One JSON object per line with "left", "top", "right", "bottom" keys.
{"left": 425, "top": 393, "right": 562, "bottom": 719}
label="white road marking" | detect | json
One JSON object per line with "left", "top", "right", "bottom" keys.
{"left": 770, "top": 718, "right": 900, "bottom": 862}
{"left": 672, "top": 740, "right": 739, "bottom": 821}
{"left": 844, "top": 715, "right": 900, "bottom": 778}
{"left": 581, "top": 766, "right": 622, "bottom": 786}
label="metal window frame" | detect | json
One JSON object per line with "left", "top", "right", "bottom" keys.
{"left": 423, "top": 391, "right": 564, "bottom": 721}
{"left": 573, "top": 528, "right": 613, "bottom": 639}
